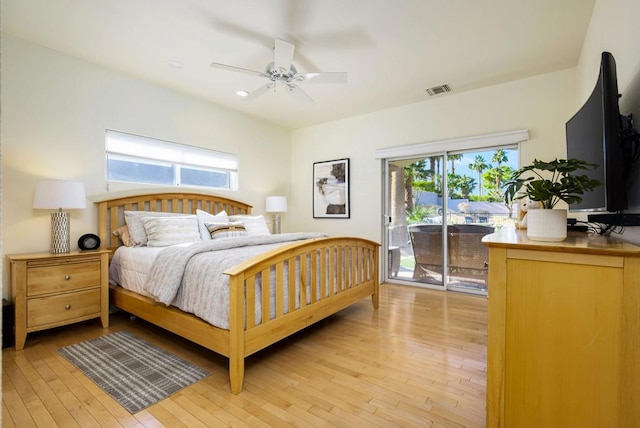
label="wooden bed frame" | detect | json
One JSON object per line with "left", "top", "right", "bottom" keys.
{"left": 96, "top": 192, "right": 379, "bottom": 393}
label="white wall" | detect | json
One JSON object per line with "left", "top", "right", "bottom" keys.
{"left": 1, "top": 35, "right": 292, "bottom": 299}
{"left": 289, "top": 68, "right": 578, "bottom": 244}
{"left": 575, "top": 0, "right": 640, "bottom": 244}
{"left": 6, "top": 0, "right": 637, "bottom": 302}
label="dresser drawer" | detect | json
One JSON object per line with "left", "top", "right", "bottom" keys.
{"left": 27, "top": 260, "right": 101, "bottom": 296}
{"left": 27, "top": 288, "right": 101, "bottom": 328}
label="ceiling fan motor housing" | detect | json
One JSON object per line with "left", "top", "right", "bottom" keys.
{"left": 265, "top": 62, "right": 303, "bottom": 83}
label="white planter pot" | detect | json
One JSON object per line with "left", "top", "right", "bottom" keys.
{"left": 526, "top": 209, "right": 567, "bottom": 242}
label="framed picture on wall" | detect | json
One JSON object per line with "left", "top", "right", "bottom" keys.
{"left": 313, "top": 158, "right": 350, "bottom": 218}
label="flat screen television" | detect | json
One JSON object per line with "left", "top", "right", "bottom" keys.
{"left": 565, "top": 51, "right": 629, "bottom": 213}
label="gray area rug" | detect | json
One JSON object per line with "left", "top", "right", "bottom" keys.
{"left": 58, "top": 330, "right": 209, "bottom": 413}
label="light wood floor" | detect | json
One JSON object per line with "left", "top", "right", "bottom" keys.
{"left": 2, "top": 284, "right": 487, "bottom": 427}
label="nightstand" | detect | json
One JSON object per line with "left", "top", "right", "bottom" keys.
{"left": 7, "top": 250, "right": 110, "bottom": 350}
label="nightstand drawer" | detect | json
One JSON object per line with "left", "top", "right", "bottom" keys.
{"left": 28, "top": 288, "right": 101, "bottom": 328}
{"left": 27, "top": 261, "right": 101, "bottom": 296}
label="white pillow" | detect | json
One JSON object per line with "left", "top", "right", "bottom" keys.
{"left": 229, "top": 214, "right": 271, "bottom": 236}
{"left": 205, "top": 221, "right": 248, "bottom": 239}
{"left": 124, "top": 211, "right": 192, "bottom": 246}
{"left": 196, "top": 209, "right": 228, "bottom": 240}
{"left": 142, "top": 216, "right": 200, "bottom": 247}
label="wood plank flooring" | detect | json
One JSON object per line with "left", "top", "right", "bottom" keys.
{"left": 2, "top": 284, "right": 487, "bottom": 427}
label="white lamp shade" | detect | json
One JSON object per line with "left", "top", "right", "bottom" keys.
{"left": 265, "top": 196, "right": 288, "bottom": 212}
{"left": 33, "top": 180, "right": 87, "bottom": 209}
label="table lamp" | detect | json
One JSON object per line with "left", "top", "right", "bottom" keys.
{"left": 33, "top": 180, "right": 87, "bottom": 254}
{"left": 265, "top": 196, "right": 288, "bottom": 234}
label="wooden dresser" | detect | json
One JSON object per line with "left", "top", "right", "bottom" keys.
{"left": 7, "top": 250, "right": 110, "bottom": 350}
{"left": 482, "top": 229, "right": 640, "bottom": 427}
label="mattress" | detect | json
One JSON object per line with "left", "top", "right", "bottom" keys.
{"left": 109, "top": 233, "right": 327, "bottom": 329}
{"left": 109, "top": 245, "right": 169, "bottom": 297}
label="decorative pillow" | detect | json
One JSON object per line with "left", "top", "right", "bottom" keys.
{"left": 124, "top": 211, "right": 192, "bottom": 246}
{"left": 141, "top": 215, "right": 200, "bottom": 247}
{"left": 112, "top": 225, "right": 135, "bottom": 247}
{"left": 196, "top": 209, "right": 228, "bottom": 240}
{"left": 205, "top": 221, "right": 248, "bottom": 239}
{"left": 228, "top": 215, "right": 271, "bottom": 236}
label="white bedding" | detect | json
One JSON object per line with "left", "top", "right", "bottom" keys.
{"left": 109, "top": 244, "right": 188, "bottom": 297}
{"left": 109, "top": 233, "right": 327, "bottom": 329}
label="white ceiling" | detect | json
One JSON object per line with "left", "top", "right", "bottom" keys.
{"left": 2, "top": 0, "right": 595, "bottom": 129}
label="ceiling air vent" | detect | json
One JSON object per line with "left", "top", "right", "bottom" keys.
{"left": 426, "top": 84, "right": 452, "bottom": 96}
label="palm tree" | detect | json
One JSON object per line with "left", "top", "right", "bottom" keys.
{"left": 491, "top": 149, "right": 509, "bottom": 188}
{"left": 458, "top": 175, "right": 477, "bottom": 199}
{"left": 492, "top": 149, "right": 507, "bottom": 166}
{"left": 469, "top": 155, "right": 489, "bottom": 196}
{"left": 403, "top": 160, "right": 429, "bottom": 211}
{"left": 426, "top": 155, "right": 443, "bottom": 184}
{"left": 448, "top": 154, "right": 463, "bottom": 174}
{"left": 433, "top": 156, "right": 441, "bottom": 178}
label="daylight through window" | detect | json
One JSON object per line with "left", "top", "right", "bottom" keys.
{"left": 105, "top": 130, "right": 238, "bottom": 190}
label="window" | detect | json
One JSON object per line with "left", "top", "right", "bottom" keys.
{"left": 106, "top": 130, "right": 238, "bottom": 190}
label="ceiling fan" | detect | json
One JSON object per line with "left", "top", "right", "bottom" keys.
{"left": 210, "top": 39, "right": 347, "bottom": 105}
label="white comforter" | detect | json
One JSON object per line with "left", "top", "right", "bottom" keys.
{"left": 110, "top": 233, "right": 326, "bottom": 329}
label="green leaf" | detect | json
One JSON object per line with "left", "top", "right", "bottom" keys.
{"left": 502, "top": 158, "right": 602, "bottom": 209}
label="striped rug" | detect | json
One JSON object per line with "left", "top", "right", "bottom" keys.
{"left": 58, "top": 330, "right": 210, "bottom": 413}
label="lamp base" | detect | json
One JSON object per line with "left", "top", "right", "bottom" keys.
{"left": 272, "top": 212, "right": 281, "bottom": 234}
{"left": 51, "top": 211, "right": 70, "bottom": 254}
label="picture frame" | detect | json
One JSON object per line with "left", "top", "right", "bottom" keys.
{"left": 313, "top": 158, "right": 350, "bottom": 218}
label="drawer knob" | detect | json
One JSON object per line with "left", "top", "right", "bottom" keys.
{"left": 64, "top": 275, "right": 71, "bottom": 280}
{"left": 65, "top": 304, "right": 71, "bottom": 310}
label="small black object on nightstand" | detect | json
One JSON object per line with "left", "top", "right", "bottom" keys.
{"left": 78, "top": 233, "right": 101, "bottom": 251}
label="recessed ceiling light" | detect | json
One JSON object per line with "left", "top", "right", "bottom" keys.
{"left": 237, "top": 90, "right": 249, "bottom": 97}
{"left": 167, "top": 60, "right": 183, "bottom": 69}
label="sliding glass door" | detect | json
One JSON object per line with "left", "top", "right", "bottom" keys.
{"left": 388, "top": 155, "right": 445, "bottom": 287}
{"left": 384, "top": 146, "right": 518, "bottom": 295}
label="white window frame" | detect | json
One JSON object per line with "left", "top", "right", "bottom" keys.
{"left": 106, "top": 130, "right": 238, "bottom": 190}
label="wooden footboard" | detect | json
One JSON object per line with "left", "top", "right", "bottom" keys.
{"left": 225, "top": 236, "right": 379, "bottom": 393}
{"left": 97, "top": 192, "right": 379, "bottom": 394}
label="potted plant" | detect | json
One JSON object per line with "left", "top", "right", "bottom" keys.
{"left": 503, "top": 158, "right": 601, "bottom": 241}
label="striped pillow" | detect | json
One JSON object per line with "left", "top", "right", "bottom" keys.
{"left": 205, "top": 221, "right": 248, "bottom": 239}
{"left": 196, "top": 209, "right": 228, "bottom": 240}
{"left": 141, "top": 216, "right": 200, "bottom": 247}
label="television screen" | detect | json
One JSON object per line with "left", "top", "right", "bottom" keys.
{"left": 566, "top": 51, "right": 627, "bottom": 212}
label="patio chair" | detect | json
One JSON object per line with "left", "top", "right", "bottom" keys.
{"left": 408, "top": 224, "right": 443, "bottom": 279}
{"left": 448, "top": 224, "right": 494, "bottom": 279}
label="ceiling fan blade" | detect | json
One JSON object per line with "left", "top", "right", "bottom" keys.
{"left": 242, "top": 83, "right": 275, "bottom": 101}
{"left": 274, "top": 39, "right": 295, "bottom": 73}
{"left": 298, "top": 71, "right": 348, "bottom": 84}
{"left": 287, "top": 84, "right": 316, "bottom": 106}
{"left": 210, "top": 62, "right": 264, "bottom": 77}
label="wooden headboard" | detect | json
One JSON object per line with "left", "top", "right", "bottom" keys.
{"left": 96, "top": 192, "right": 252, "bottom": 251}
